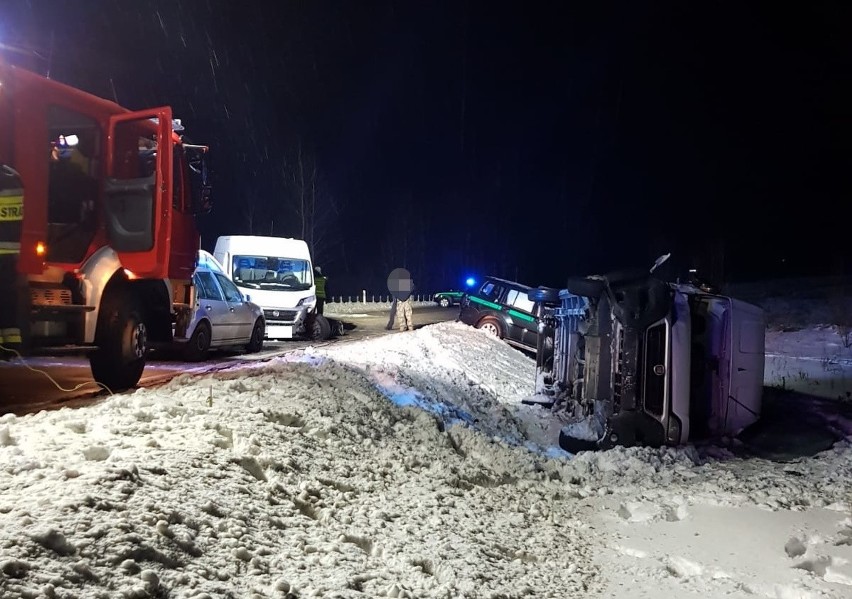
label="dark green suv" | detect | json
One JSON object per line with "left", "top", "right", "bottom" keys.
{"left": 458, "top": 276, "right": 557, "bottom": 352}
{"left": 433, "top": 290, "right": 464, "bottom": 308}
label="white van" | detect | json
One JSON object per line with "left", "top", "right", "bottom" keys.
{"left": 213, "top": 236, "right": 317, "bottom": 339}
{"left": 529, "top": 255, "right": 766, "bottom": 451}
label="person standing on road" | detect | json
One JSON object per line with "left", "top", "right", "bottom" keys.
{"left": 0, "top": 165, "right": 25, "bottom": 359}
{"left": 386, "top": 297, "right": 398, "bottom": 330}
{"left": 314, "top": 266, "right": 327, "bottom": 315}
{"left": 387, "top": 267, "right": 414, "bottom": 332}
{"left": 396, "top": 295, "right": 414, "bottom": 331}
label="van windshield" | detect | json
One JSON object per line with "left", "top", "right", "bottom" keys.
{"left": 232, "top": 255, "right": 312, "bottom": 291}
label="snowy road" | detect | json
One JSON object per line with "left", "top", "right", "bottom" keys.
{"left": 0, "top": 307, "right": 456, "bottom": 416}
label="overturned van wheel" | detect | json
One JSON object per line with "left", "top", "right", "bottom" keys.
{"left": 528, "top": 286, "right": 561, "bottom": 304}
{"left": 558, "top": 428, "right": 601, "bottom": 454}
{"left": 564, "top": 277, "right": 606, "bottom": 299}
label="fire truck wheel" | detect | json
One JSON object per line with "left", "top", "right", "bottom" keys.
{"left": 246, "top": 318, "right": 265, "bottom": 353}
{"left": 90, "top": 302, "right": 147, "bottom": 391}
{"left": 184, "top": 321, "right": 212, "bottom": 361}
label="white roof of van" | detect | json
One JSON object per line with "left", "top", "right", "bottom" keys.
{"left": 214, "top": 236, "right": 312, "bottom": 260}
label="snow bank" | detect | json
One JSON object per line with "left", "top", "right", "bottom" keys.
{"left": 1, "top": 321, "right": 851, "bottom": 598}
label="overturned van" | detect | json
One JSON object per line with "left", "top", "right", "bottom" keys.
{"left": 529, "top": 256, "right": 766, "bottom": 452}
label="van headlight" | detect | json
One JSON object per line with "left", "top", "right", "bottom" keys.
{"left": 297, "top": 295, "right": 316, "bottom": 307}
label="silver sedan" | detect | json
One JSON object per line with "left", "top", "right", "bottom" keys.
{"left": 178, "top": 265, "right": 266, "bottom": 361}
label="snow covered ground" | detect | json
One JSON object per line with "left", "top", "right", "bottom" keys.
{"left": 1, "top": 322, "right": 851, "bottom": 598}
{"left": 325, "top": 300, "right": 438, "bottom": 315}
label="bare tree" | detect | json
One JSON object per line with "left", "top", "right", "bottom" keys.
{"left": 281, "top": 140, "right": 340, "bottom": 265}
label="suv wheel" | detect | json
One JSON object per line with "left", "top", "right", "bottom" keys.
{"left": 476, "top": 316, "right": 504, "bottom": 338}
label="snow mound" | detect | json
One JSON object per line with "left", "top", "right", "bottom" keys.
{"left": 1, "top": 320, "right": 851, "bottom": 598}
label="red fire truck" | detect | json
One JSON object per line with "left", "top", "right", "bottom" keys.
{"left": 0, "top": 58, "right": 212, "bottom": 390}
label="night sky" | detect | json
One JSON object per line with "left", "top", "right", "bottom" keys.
{"left": 1, "top": 1, "right": 849, "bottom": 294}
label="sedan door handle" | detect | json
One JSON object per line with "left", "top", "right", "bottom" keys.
{"left": 205, "top": 305, "right": 213, "bottom": 311}
{"left": 229, "top": 307, "right": 235, "bottom": 312}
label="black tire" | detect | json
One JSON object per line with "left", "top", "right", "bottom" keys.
{"left": 603, "top": 268, "right": 649, "bottom": 285}
{"left": 564, "top": 277, "right": 606, "bottom": 299}
{"left": 609, "top": 278, "right": 672, "bottom": 330}
{"left": 245, "top": 318, "right": 265, "bottom": 353}
{"left": 438, "top": 297, "right": 450, "bottom": 308}
{"left": 475, "top": 316, "right": 504, "bottom": 339}
{"left": 310, "top": 314, "right": 332, "bottom": 341}
{"left": 558, "top": 428, "right": 601, "bottom": 454}
{"left": 527, "top": 286, "right": 560, "bottom": 304}
{"left": 184, "top": 321, "right": 212, "bottom": 361}
{"left": 90, "top": 297, "right": 147, "bottom": 391}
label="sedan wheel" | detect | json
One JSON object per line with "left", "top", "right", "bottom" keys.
{"left": 184, "top": 321, "right": 212, "bottom": 362}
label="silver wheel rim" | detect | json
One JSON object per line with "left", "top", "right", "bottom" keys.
{"left": 132, "top": 322, "right": 147, "bottom": 359}
{"left": 479, "top": 322, "right": 499, "bottom": 337}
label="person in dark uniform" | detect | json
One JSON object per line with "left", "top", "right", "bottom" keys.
{"left": 314, "top": 266, "right": 327, "bottom": 315}
{"left": 0, "top": 165, "right": 24, "bottom": 358}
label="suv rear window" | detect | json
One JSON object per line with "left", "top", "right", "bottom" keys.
{"left": 506, "top": 288, "right": 535, "bottom": 314}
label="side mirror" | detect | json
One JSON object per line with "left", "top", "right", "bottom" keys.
{"left": 186, "top": 145, "right": 213, "bottom": 215}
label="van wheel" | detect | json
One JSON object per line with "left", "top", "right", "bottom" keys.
{"left": 310, "top": 314, "right": 332, "bottom": 341}
{"left": 184, "top": 321, "right": 212, "bottom": 361}
{"left": 90, "top": 298, "right": 147, "bottom": 391}
{"left": 246, "top": 319, "right": 265, "bottom": 353}
{"left": 476, "top": 316, "right": 504, "bottom": 339}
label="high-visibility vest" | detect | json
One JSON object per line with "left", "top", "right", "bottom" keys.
{"left": 0, "top": 165, "right": 23, "bottom": 256}
{"left": 315, "top": 275, "right": 327, "bottom": 299}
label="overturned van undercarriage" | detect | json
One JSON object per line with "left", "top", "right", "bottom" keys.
{"left": 529, "top": 261, "right": 766, "bottom": 452}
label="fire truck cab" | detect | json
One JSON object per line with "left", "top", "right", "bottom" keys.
{"left": 0, "top": 59, "right": 212, "bottom": 390}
